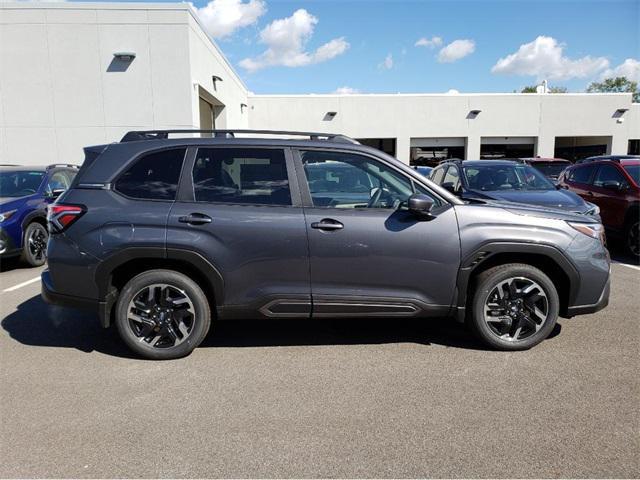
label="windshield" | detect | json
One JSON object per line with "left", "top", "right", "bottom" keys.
{"left": 529, "top": 162, "right": 570, "bottom": 179}
{"left": 0, "top": 171, "right": 45, "bottom": 197}
{"left": 463, "top": 164, "right": 556, "bottom": 191}
{"left": 623, "top": 165, "right": 640, "bottom": 186}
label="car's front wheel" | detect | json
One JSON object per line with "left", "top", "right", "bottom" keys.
{"left": 115, "top": 270, "right": 211, "bottom": 360}
{"left": 21, "top": 222, "right": 48, "bottom": 267}
{"left": 469, "top": 263, "right": 559, "bottom": 350}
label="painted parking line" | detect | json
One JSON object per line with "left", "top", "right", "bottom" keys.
{"left": 1, "top": 276, "right": 41, "bottom": 293}
{"left": 613, "top": 261, "right": 640, "bottom": 272}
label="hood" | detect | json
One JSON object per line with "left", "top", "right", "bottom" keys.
{"left": 463, "top": 198, "right": 599, "bottom": 223}
{"left": 466, "top": 188, "right": 588, "bottom": 212}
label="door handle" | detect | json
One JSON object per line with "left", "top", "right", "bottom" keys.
{"left": 311, "top": 219, "right": 344, "bottom": 231}
{"left": 178, "top": 213, "right": 212, "bottom": 225}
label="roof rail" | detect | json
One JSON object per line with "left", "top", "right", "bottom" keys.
{"left": 47, "top": 163, "right": 79, "bottom": 169}
{"left": 0, "top": 163, "right": 20, "bottom": 166}
{"left": 120, "top": 129, "right": 360, "bottom": 145}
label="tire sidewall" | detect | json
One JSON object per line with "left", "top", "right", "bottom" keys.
{"left": 115, "top": 270, "right": 211, "bottom": 360}
{"left": 22, "top": 222, "right": 48, "bottom": 267}
{"left": 625, "top": 220, "right": 639, "bottom": 259}
{"left": 471, "top": 265, "right": 559, "bottom": 350}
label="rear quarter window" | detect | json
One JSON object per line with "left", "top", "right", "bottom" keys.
{"left": 115, "top": 149, "right": 186, "bottom": 200}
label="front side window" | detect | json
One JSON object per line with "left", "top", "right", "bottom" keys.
{"left": 301, "top": 150, "right": 437, "bottom": 209}
{"left": 46, "top": 170, "right": 75, "bottom": 194}
{"left": 442, "top": 165, "right": 460, "bottom": 189}
{"left": 593, "top": 164, "right": 629, "bottom": 188}
{"left": 623, "top": 165, "right": 640, "bottom": 186}
{"left": 567, "top": 164, "right": 596, "bottom": 185}
{"left": 431, "top": 166, "right": 446, "bottom": 184}
{"left": 115, "top": 149, "right": 186, "bottom": 200}
{"left": 464, "top": 164, "right": 555, "bottom": 191}
{"left": 0, "top": 171, "right": 45, "bottom": 197}
{"left": 192, "top": 148, "right": 291, "bottom": 206}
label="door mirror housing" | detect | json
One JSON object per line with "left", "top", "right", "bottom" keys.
{"left": 408, "top": 193, "right": 434, "bottom": 217}
{"left": 441, "top": 182, "right": 460, "bottom": 196}
{"left": 602, "top": 180, "right": 625, "bottom": 191}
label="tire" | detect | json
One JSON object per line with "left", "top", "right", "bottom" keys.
{"left": 624, "top": 218, "right": 639, "bottom": 260}
{"left": 115, "top": 269, "right": 211, "bottom": 360}
{"left": 20, "top": 222, "right": 48, "bottom": 267}
{"left": 468, "top": 263, "right": 559, "bottom": 351}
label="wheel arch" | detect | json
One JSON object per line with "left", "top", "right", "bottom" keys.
{"left": 456, "top": 242, "right": 579, "bottom": 318}
{"left": 95, "top": 247, "right": 224, "bottom": 327}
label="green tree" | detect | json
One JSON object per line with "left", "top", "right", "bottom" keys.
{"left": 587, "top": 76, "right": 639, "bottom": 102}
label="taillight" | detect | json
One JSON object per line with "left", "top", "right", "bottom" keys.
{"left": 47, "top": 204, "right": 86, "bottom": 233}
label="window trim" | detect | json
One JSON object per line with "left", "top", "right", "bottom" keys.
{"left": 292, "top": 147, "right": 447, "bottom": 210}
{"left": 179, "top": 145, "right": 301, "bottom": 208}
{"left": 112, "top": 147, "right": 188, "bottom": 202}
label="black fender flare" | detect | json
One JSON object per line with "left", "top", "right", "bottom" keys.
{"left": 454, "top": 241, "right": 580, "bottom": 317}
{"left": 94, "top": 246, "right": 224, "bottom": 309}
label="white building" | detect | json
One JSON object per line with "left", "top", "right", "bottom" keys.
{"left": 1, "top": 1, "right": 638, "bottom": 166}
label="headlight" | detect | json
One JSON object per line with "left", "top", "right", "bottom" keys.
{"left": 584, "top": 202, "right": 600, "bottom": 216}
{"left": 568, "top": 221, "right": 605, "bottom": 243}
{"left": 0, "top": 209, "right": 17, "bottom": 223}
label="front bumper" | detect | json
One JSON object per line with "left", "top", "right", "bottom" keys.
{"left": 0, "top": 227, "right": 20, "bottom": 257}
{"left": 565, "top": 275, "right": 610, "bottom": 317}
{"left": 42, "top": 270, "right": 112, "bottom": 327}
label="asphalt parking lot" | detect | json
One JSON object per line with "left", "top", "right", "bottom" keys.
{"left": 0, "top": 248, "right": 639, "bottom": 478}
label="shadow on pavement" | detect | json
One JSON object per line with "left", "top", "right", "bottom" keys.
{"left": 0, "top": 257, "right": 27, "bottom": 273}
{"left": 2, "top": 294, "right": 563, "bottom": 359}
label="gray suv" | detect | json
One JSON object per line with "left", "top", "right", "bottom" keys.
{"left": 42, "top": 130, "right": 610, "bottom": 359}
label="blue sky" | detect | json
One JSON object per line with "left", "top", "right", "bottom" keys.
{"left": 117, "top": 0, "right": 639, "bottom": 94}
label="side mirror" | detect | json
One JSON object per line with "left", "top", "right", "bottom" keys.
{"left": 441, "top": 182, "right": 460, "bottom": 196}
{"left": 602, "top": 180, "right": 624, "bottom": 191}
{"left": 50, "top": 188, "right": 65, "bottom": 199}
{"left": 408, "top": 193, "right": 434, "bottom": 218}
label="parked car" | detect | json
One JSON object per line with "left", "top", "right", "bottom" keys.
{"left": 429, "top": 160, "right": 600, "bottom": 216}
{"left": 43, "top": 130, "right": 610, "bottom": 359}
{"left": 517, "top": 157, "right": 572, "bottom": 181}
{"left": 413, "top": 166, "right": 433, "bottom": 177}
{"left": 0, "top": 164, "right": 77, "bottom": 266}
{"left": 576, "top": 155, "right": 640, "bottom": 164}
{"left": 558, "top": 157, "right": 640, "bottom": 258}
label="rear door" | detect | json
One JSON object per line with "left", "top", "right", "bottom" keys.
{"left": 562, "top": 163, "right": 597, "bottom": 201}
{"left": 166, "top": 146, "right": 311, "bottom": 318}
{"left": 295, "top": 148, "right": 460, "bottom": 317}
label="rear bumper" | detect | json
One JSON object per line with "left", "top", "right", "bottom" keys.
{"left": 565, "top": 275, "right": 610, "bottom": 317}
{"left": 41, "top": 270, "right": 112, "bottom": 327}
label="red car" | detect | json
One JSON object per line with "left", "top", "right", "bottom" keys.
{"left": 559, "top": 157, "right": 640, "bottom": 258}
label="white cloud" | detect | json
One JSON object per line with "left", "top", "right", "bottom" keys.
{"left": 195, "top": 0, "right": 266, "bottom": 39}
{"left": 415, "top": 36, "right": 443, "bottom": 49}
{"left": 445, "top": 89, "right": 460, "bottom": 94}
{"left": 333, "top": 86, "right": 360, "bottom": 94}
{"left": 378, "top": 53, "right": 393, "bottom": 70}
{"left": 491, "top": 36, "right": 609, "bottom": 80}
{"left": 239, "top": 9, "right": 349, "bottom": 72}
{"left": 437, "top": 39, "right": 475, "bottom": 63}
{"left": 600, "top": 58, "right": 640, "bottom": 82}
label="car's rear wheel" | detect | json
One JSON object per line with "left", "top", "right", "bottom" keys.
{"left": 625, "top": 219, "right": 639, "bottom": 259}
{"left": 115, "top": 270, "right": 211, "bottom": 360}
{"left": 469, "top": 263, "right": 559, "bottom": 350}
{"left": 20, "top": 222, "right": 48, "bottom": 267}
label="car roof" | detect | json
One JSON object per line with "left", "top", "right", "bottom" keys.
{"left": 453, "top": 159, "right": 522, "bottom": 167}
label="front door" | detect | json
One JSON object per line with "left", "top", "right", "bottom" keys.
{"left": 167, "top": 146, "right": 311, "bottom": 318}
{"left": 296, "top": 149, "right": 461, "bottom": 317}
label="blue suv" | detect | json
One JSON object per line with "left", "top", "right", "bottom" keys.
{"left": 0, "top": 164, "right": 77, "bottom": 266}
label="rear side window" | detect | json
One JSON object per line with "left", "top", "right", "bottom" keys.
{"left": 115, "top": 149, "right": 186, "bottom": 200}
{"left": 192, "top": 148, "right": 291, "bottom": 206}
{"left": 567, "top": 164, "right": 596, "bottom": 185}
{"left": 442, "top": 166, "right": 460, "bottom": 189}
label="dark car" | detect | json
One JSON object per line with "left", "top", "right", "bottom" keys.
{"left": 413, "top": 166, "right": 433, "bottom": 177}
{"left": 42, "top": 130, "right": 609, "bottom": 359}
{"left": 0, "top": 164, "right": 77, "bottom": 266}
{"left": 559, "top": 158, "right": 640, "bottom": 258}
{"left": 518, "top": 157, "right": 572, "bottom": 181}
{"left": 429, "top": 160, "right": 600, "bottom": 216}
